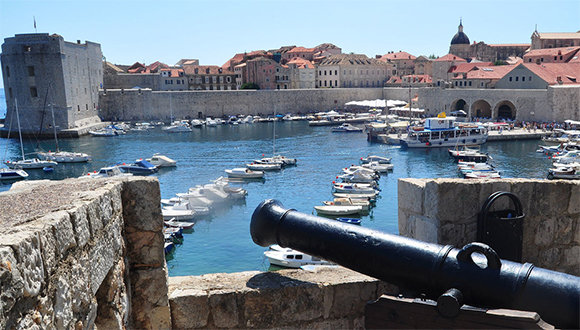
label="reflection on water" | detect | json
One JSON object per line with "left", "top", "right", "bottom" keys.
{"left": 0, "top": 122, "right": 552, "bottom": 275}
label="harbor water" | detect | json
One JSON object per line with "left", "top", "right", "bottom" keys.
{"left": 0, "top": 121, "right": 553, "bottom": 276}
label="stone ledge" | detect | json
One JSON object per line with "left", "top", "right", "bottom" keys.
{"left": 168, "top": 267, "right": 397, "bottom": 329}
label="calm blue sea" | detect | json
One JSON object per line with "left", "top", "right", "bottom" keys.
{"left": 0, "top": 122, "right": 552, "bottom": 275}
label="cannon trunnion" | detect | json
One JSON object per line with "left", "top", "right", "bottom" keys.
{"left": 251, "top": 199, "right": 580, "bottom": 329}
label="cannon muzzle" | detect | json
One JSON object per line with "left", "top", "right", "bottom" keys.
{"left": 251, "top": 200, "right": 580, "bottom": 328}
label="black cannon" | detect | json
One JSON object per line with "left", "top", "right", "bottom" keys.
{"left": 250, "top": 200, "right": 580, "bottom": 329}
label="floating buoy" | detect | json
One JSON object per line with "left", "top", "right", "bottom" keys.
{"left": 336, "top": 176, "right": 338, "bottom": 179}
{"left": 332, "top": 181, "right": 335, "bottom": 184}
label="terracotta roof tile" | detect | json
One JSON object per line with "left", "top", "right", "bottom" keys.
{"left": 434, "top": 53, "right": 467, "bottom": 62}
{"left": 380, "top": 51, "right": 416, "bottom": 61}
{"left": 287, "top": 46, "right": 316, "bottom": 53}
{"left": 183, "top": 65, "right": 233, "bottom": 75}
{"left": 286, "top": 57, "right": 314, "bottom": 69}
{"left": 523, "top": 46, "right": 580, "bottom": 59}
{"left": 523, "top": 63, "right": 580, "bottom": 85}
{"left": 454, "top": 65, "right": 516, "bottom": 80}
{"left": 449, "top": 62, "right": 493, "bottom": 73}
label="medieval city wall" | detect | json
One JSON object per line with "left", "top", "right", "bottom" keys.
{"left": 98, "top": 88, "right": 384, "bottom": 121}
{"left": 398, "top": 178, "right": 580, "bottom": 276}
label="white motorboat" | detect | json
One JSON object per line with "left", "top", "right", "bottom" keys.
{"left": 401, "top": 115, "right": 488, "bottom": 148}
{"left": 449, "top": 145, "right": 490, "bottom": 163}
{"left": 146, "top": 153, "right": 177, "bottom": 167}
{"left": 360, "top": 155, "right": 392, "bottom": 164}
{"left": 333, "top": 182, "right": 378, "bottom": 194}
{"left": 0, "top": 168, "right": 28, "bottom": 181}
{"left": 84, "top": 166, "right": 133, "bottom": 178}
{"left": 241, "top": 115, "right": 254, "bottom": 123}
{"left": 464, "top": 171, "right": 501, "bottom": 179}
{"left": 89, "top": 126, "right": 125, "bottom": 136}
{"left": 190, "top": 119, "right": 204, "bottom": 128}
{"left": 361, "top": 161, "right": 393, "bottom": 172}
{"left": 162, "top": 123, "right": 192, "bottom": 133}
{"left": 205, "top": 118, "right": 218, "bottom": 126}
{"left": 314, "top": 204, "right": 363, "bottom": 216}
{"left": 323, "top": 197, "right": 370, "bottom": 212}
{"left": 272, "top": 155, "right": 297, "bottom": 166}
{"left": 212, "top": 177, "right": 248, "bottom": 199}
{"left": 225, "top": 168, "right": 264, "bottom": 179}
{"left": 246, "top": 162, "right": 282, "bottom": 171}
{"left": 338, "top": 170, "right": 378, "bottom": 183}
{"left": 37, "top": 151, "right": 91, "bottom": 163}
{"left": 552, "top": 150, "right": 580, "bottom": 164}
{"left": 164, "top": 219, "right": 195, "bottom": 230}
{"left": 331, "top": 123, "right": 363, "bottom": 133}
{"left": 5, "top": 158, "right": 57, "bottom": 169}
{"left": 264, "top": 246, "right": 334, "bottom": 268}
{"left": 161, "top": 207, "right": 196, "bottom": 221}
{"left": 547, "top": 164, "right": 580, "bottom": 180}
{"left": 333, "top": 192, "right": 378, "bottom": 200}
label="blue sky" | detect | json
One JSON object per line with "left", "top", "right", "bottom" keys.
{"left": 0, "top": 0, "right": 579, "bottom": 88}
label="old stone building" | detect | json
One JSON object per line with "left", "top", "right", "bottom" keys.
{"left": 182, "top": 65, "right": 236, "bottom": 90}
{"left": 448, "top": 20, "right": 529, "bottom": 62}
{"left": 431, "top": 53, "right": 467, "bottom": 85}
{"left": 414, "top": 56, "right": 433, "bottom": 76}
{"left": 523, "top": 46, "right": 580, "bottom": 64}
{"left": 286, "top": 57, "right": 315, "bottom": 89}
{"left": 159, "top": 68, "right": 187, "bottom": 91}
{"left": 378, "top": 51, "right": 416, "bottom": 77}
{"left": 1, "top": 33, "right": 103, "bottom": 134}
{"left": 531, "top": 31, "right": 580, "bottom": 50}
{"left": 317, "top": 54, "right": 390, "bottom": 88}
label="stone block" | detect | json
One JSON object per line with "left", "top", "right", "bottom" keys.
{"left": 554, "top": 216, "right": 574, "bottom": 244}
{"left": 70, "top": 251, "right": 91, "bottom": 314}
{"left": 397, "top": 179, "right": 424, "bottom": 215}
{"left": 532, "top": 181, "right": 571, "bottom": 219}
{"left": 169, "top": 289, "right": 209, "bottom": 329}
{"left": 411, "top": 215, "right": 438, "bottom": 243}
{"left": 85, "top": 198, "right": 103, "bottom": 237}
{"left": 440, "top": 223, "right": 465, "bottom": 246}
{"left": 434, "top": 180, "right": 482, "bottom": 224}
{"left": 68, "top": 203, "right": 91, "bottom": 248}
{"left": 130, "top": 266, "right": 171, "bottom": 329}
{"left": 533, "top": 217, "right": 555, "bottom": 247}
{"left": 0, "top": 231, "right": 45, "bottom": 297}
{"left": 98, "top": 189, "right": 114, "bottom": 227}
{"left": 46, "top": 211, "right": 77, "bottom": 259}
{"left": 125, "top": 229, "right": 164, "bottom": 268}
{"left": 562, "top": 246, "right": 580, "bottom": 267}
{"left": 208, "top": 290, "right": 239, "bottom": 328}
{"left": 122, "top": 178, "right": 163, "bottom": 232}
{"left": 538, "top": 247, "right": 561, "bottom": 268}
{"left": 89, "top": 228, "right": 116, "bottom": 295}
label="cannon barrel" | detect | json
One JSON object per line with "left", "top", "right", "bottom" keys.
{"left": 251, "top": 200, "right": 580, "bottom": 328}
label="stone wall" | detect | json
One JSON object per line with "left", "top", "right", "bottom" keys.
{"left": 398, "top": 178, "right": 580, "bottom": 276}
{"left": 168, "top": 267, "right": 397, "bottom": 329}
{"left": 0, "top": 177, "right": 169, "bottom": 329}
{"left": 98, "top": 88, "right": 384, "bottom": 121}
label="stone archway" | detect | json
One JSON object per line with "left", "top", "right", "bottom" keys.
{"left": 471, "top": 99, "right": 492, "bottom": 119}
{"left": 494, "top": 100, "right": 517, "bottom": 120}
{"left": 451, "top": 99, "right": 467, "bottom": 111}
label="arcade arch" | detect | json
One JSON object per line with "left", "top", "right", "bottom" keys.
{"left": 494, "top": 100, "right": 516, "bottom": 120}
{"left": 451, "top": 99, "right": 467, "bottom": 111}
{"left": 471, "top": 100, "right": 492, "bottom": 119}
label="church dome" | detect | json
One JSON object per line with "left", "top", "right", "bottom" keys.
{"left": 450, "top": 19, "right": 470, "bottom": 45}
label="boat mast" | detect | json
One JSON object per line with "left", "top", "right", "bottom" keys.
{"left": 15, "top": 99, "right": 25, "bottom": 161}
{"left": 50, "top": 103, "right": 60, "bottom": 151}
{"left": 273, "top": 107, "right": 276, "bottom": 156}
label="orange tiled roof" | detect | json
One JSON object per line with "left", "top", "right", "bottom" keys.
{"left": 160, "top": 68, "right": 184, "bottom": 77}
{"left": 454, "top": 65, "right": 516, "bottom": 80}
{"left": 380, "top": 51, "right": 416, "bottom": 61}
{"left": 402, "top": 74, "right": 432, "bottom": 83}
{"left": 286, "top": 57, "right": 314, "bottom": 69}
{"left": 449, "top": 62, "right": 493, "bottom": 74}
{"left": 488, "top": 44, "right": 530, "bottom": 48}
{"left": 387, "top": 76, "right": 402, "bottom": 83}
{"left": 523, "top": 46, "right": 580, "bottom": 58}
{"left": 287, "top": 46, "right": 316, "bottom": 53}
{"left": 434, "top": 53, "right": 466, "bottom": 62}
{"left": 523, "top": 62, "right": 580, "bottom": 85}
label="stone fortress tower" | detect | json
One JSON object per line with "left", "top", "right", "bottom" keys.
{"left": 449, "top": 19, "right": 471, "bottom": 59}
{"left": 1, "top": 33, "right": 103, "bottom": 135}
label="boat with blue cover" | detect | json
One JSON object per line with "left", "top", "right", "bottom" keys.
{"left": 118, "top": 159, "right": 159, "bottom": 175}
{"left": 336, "top": 218, "right": 362, "bottom": 225}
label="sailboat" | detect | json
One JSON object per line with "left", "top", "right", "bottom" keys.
{"left": 1, "top": 114, "right": 29, "bottom": 181}
{"left": 162, "top": 94, "right": 192, "bottom": 133}
{"left": 5, "top": 99, "right": 57, "bottom": 169}
{"left": 269, "top": 108, "right": 297, "bottom": 166}
{"left": 37, "top": 104, "right": 91, "bottom": 163}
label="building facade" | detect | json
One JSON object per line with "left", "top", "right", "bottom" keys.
{"left": 159, "top": 68, "right": 187, "bottom": 91}
{"left": 378, "top": 51, "right": 416, "bottom": 77}
{"left": 286, "top": 57, "right": 315, "bottom": 89}
{"left": 1, "top": 33, "right": 103, "bottom": 133}
{"left": 183, "top": 65, "right": 236, "bottom": 90}
{"left": 317, "top": 54, "right": 390, "bottom": 88}
{"left": 531, "top": 31, "right": 580, "bottom": 50}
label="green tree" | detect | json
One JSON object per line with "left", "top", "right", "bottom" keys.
{"left": 493, "top": 60, "right": 507, "bottom": 66}
{"left": 241, "top": 82, "right": 260, "bottom": 90}
{"left": 428, "top": 54, "right": 437, "bottom": 59}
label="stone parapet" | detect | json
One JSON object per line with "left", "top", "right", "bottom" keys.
{"left": 398, "top": 178, "right": 580, "bottom": 275}
{"left": 168, "top": 267, "right": 397, "bottom": 329}
{"left": 0, "top": 177, "right": 170, "bottom": 329}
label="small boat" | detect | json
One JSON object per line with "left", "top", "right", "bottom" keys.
{"left": 0, "top": 168, "right": 28, "bottom": 181}
{"left": 89, "top": 126, "right": 125, "bottom": 136}
{"left": 331, "top": 123, "right": 363, "bottom": 133}
{"left": 5, "top": 158, "right": 57, "bottom": 169}
{"left": 314, "top": 204, "right": 363, "bottom": 216}
{"left": 164, "top": 242, "right": 175, "bottom": 254}
{"left": 464, "top": 171, "right": 501, "bottom": 179}
{"left": 118, "top": 159, "right": 159, "bottom": 175}
{"left": 162, "top": 122, "right": 192, "bottom": 133}
{"left": 400, "top": 115, "right": 488, "bottom": 148}
{"left": 190, "top": 119, "right": 204, "bottom": 127}
{"left": 84, "top": 166, "right": 133, "bottom": 178}
{"left": 360, "top": 155, "right": 392, "bottom": 164}
{"left": 333, "top": 192, "right": 378, "bottom": 200}
{"left": 164, "top": 219, "right": 195, "bottom": 230}
{"left": 225, "top": 168, "right": 264, "bottom": 179}
{"left": 552, "top": 150, "right": 580, "bottom": 164}
{"left": 43, "top": 166, "right": 54, "bottom": 173}
{"left": 547, "top": 164, "right": 580, "bottom": 180}
{"left": 146, "top": 154, "right": 177, "bottom": 167}
{"left": 338, "top": 170, "right": 378, "bottom": 183}
{"left": 336, "top": 217, "right": 362, "bottom": 225}
{"left": 361, "top": 161, "right": 393, "bottom": 172}
{"left": 264, "top": 246, "right": 334, "bottom": 268}
{"left": 272, "top": 155, "right": 297, "bottom": 166}
{"left": 323, "top": 197, "right": 371, "bottom": 211}
{"left": 333, "top": 182, "right": 378, "bottom": 194}
{"left": 37, "top": 151, "right": 91, "bottom": 163}
{"left": 246, "top": 162, "right": 282, "bottom": 171}
{"left": 161, "top": 207, "right": 196, "bottom": 221}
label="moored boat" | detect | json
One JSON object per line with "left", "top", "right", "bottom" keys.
{"left": 400, "top": 114, "right": 487, "bottom": 148}
{"left": 0, "top": 168, "right": 29, "bottom": 181}
{"left": 331, "top": 123, "right": 363, "bottom": 133}
{"left": 264, "top": 246, "right": 334, "bottom": 268}
{"left": 225, "top": 168, "right": 264, "bottom": 179}
{"left": 146, "top": 154, "right": 177, "bottom": 167}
